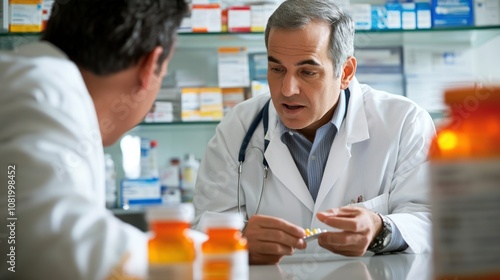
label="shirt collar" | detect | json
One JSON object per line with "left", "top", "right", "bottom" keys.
{"left": 279, "top": 90, "right": 346, "bottom": 135}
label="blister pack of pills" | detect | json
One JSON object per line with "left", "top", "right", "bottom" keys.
{"left": 303, "top": 228, "right": 327, "bottom": 242}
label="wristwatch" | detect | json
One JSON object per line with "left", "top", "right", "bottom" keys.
{"left": 368, "top": 213, "right": 392, "bottom": 253}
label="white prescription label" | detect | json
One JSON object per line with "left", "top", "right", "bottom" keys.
{"left": 430, "top": 159, "right": 500, "bottom": 277}
{"left": 203, "top": 251, "right": 249, "bottom": 279}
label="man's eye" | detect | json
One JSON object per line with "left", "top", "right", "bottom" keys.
{"left": 302, "top": 70, "right": 316, "bottom": 76}
{"left": 270, "top": 67, "right": 285, "bottom": 73}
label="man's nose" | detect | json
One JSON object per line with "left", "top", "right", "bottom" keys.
{"left": 281, "top": 73, "right": 300, "bottom": 97}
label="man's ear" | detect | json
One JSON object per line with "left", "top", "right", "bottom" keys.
{"left": 340, "top": 56, "right": 357, "bottom": 90}
{"left": 138, "top": 46, "right": 164, "bottom": 90}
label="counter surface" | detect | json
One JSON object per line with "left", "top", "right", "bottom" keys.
{"left": 249, "top": 253, "right": 431, "bottom": 280}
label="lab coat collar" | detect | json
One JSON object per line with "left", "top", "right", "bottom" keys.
{"left": 343, "top": 77, "right": 370, "bottom": 144}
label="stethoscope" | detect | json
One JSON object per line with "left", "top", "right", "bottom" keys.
{"left": 236, "top": 88, "right": 351, "bottom": 220}
{"left": 237, "top": 99, "right": 271, "bottom": 220}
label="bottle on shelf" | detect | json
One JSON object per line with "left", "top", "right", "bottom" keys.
{"left": 182, "top": 153, "right": 199, "bottom": 203}
{"left": 139, "top": 137, "right": 151, "bottom": 179}
{"left": 139, "top": 138, "right": 160, "bottom": 179}
{"left": 429, "top": 85, "right": 500, "bottom": 280}
{"left": 160, "top": 157, "right": 182, "bottom": 205}
{"left": 201, "top": 212, "right": 248, "bottom": 280}
{"left": 147, "top": 203, "right": 196, "bottom": 279}
{"left": 104, "top": 153, "right": 117, "bottom": 209}
{"left": 149, "top": 140, "right": 160, "bottom": 179}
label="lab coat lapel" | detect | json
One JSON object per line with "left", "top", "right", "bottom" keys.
{"left": 314, "top": 130, "right": 352, "bottom": 211}
{"left": 314, "top": 78, "right": 370, "bottom": 211}
{"left": 264, "top": 104, "right": 315, "bottom": 212}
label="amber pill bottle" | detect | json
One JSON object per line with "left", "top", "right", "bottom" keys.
{"left": 429, "top": 85, "right": 500, "bottom": 280}
{"left": 201, "top": 213, "right": 248, "bottom": 280}
{"left": 147, "top": 203, "right": 196, "bottom": 279}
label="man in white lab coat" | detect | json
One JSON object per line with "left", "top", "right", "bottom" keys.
{"left": 192, "top": 0, "right": 436, "bottom": 264}
{"left": 0, "top": 0, "right": 188, "bottom": 279}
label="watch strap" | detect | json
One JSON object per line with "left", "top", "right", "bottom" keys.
{"left": 368, "top": 213, "right": 393, "bottom": 253}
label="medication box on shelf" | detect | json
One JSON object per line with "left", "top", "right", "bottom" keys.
{"left": 199, "top": 87, "right": 223, "bottom": 121}
{"left": 248, "top": 52, "right": 267, "bottom": 81}
{"left": 217, "top": 47, "right": 250, "bottom": 88}
{"left": 181, "top": 87, "right": 201, "bottom": 121}
{"left": 222, "top": 88, "right": 245, "bottom": 115}
{"left": 250, "top": 4, "right": 265, "bottom": 32}
{"left": 181, "top": 87, "right": 224, "bottom": 121}
{"left": 350, "top": 3, "right": 372, "bottom": 30}
{"left": 9, "top": 0, "right": 43, "bottom": 32}
{"left": 191, "top": 4, "right": 221, "bottom": 33}
{"left": 474, "top": 0, "right": 500, "bottom": 26}
{"left": 416, "top": 2, "right": 432, "bottom": 29}
{"left": 228, "top": 6, "right": 251, "bottom": 33}
{"left": 401, "top": 2, "right": 416, "bottom": 30}
{"left": 432, "top": 0, "right": 474, "bottom": 27}
{"left": 145, "top": 101, "right": 174, "bottom": 123}
{"left": 250, "top": 3, "right": 279, "bottom": 32}
{"left": 120, "top": 178, "right": 162, "bottom": 208}
{"left": 386, "top": 3, "right": 402, "bottom": 29}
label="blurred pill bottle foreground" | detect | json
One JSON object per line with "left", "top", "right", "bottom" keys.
{"left": 201, "top": 213, "right": 249, "bottom": 280}
{"left": 147, "top": 203, "right": 196, "bottom": 280}
{"left": 429, "top": 85, "right": 500, "bottom": 280}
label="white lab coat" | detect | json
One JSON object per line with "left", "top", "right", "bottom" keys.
{"left": 0, "top": 42, "right": 147, "bottom": 280}
{"left": 193, "top": 78, "right": 436, "bottom": 255}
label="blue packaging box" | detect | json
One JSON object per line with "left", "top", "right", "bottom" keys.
{"left": 416, "top": 2, "right": 432, "bottom": 29}
{"left": 432, "top": 0, "right": 474, "bottom": 27}
{"left": 120, "top": 178, "right": 162, "bottom": 208}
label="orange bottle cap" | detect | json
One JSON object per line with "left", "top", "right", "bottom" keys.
{"left": 444, "top": 84, "right": 500, "bottom": 105}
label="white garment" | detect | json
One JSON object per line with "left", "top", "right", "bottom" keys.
{"left": 0, "top": 42, "right": 147, "bottom": 280}
{"left": 193, "top": 78, "right": 436, "bottom": 255}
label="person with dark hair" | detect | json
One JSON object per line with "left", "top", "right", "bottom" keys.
{"left": 192, "top": 0, "right": 435, "bottom": 265}
{"left": 0, "top": 0, "right": 188, "bottom": 279}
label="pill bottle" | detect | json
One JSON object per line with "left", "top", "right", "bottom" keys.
{"left": 147, "top": 203, "right": 196, "bottom": 280}
{"left": 201, "top": 213, "right": 248, "bottom": 280}
{"left": 429, "top": 85, "right": 500, "bottom": 280}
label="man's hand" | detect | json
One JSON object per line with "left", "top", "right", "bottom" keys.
{"left": 242, "top": 214, "right": 306, "bottom": 264}
{"left": 316, "top": 207, "right": 382, "bottom": 256}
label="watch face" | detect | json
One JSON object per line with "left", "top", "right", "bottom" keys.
{"left": 382, "top": 230, "right": 391, "bottom": 247}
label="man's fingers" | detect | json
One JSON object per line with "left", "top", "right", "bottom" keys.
{"left": 322, "top": 216, "right": 369, "bottom": 232}
{"left": 317, "top": 207, "right": 373, "bottom": 232}
{"left": 253, "top": 227, "right": 306, "bottom": 248}
{"left": 249, "top": 215, "right": 306, "bottom": 238}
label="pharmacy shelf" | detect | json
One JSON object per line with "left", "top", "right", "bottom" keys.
{"left": 174, "top": 25, "right": 500, "bottom": 49}
{"left": 3, "top": 25, "right": 499, "bottom": 48}
{"left": 1, "top": 25, "right": 499, "bottom": 37}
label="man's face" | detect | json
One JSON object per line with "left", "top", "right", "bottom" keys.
{"left": 267, "top": 21, "right": 343, "bottom": 137}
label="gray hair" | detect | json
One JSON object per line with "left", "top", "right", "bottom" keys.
{"left": 265, "top": 0, "right": 355, "bottom": 78}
